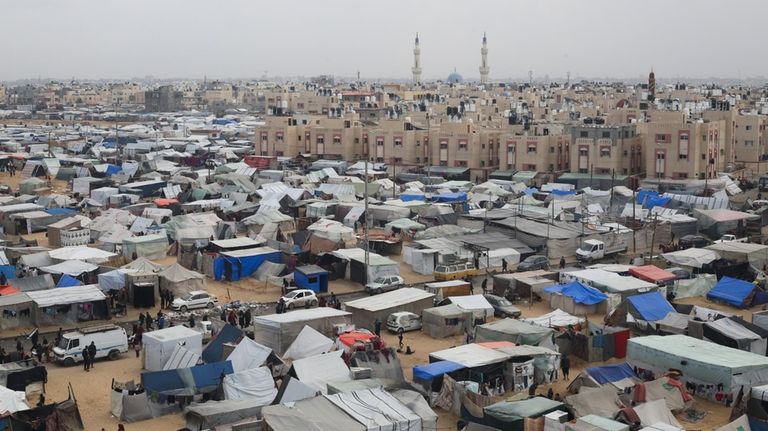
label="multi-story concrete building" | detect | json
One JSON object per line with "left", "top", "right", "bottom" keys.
{"left": 637, "top": 120, "right": 726, "bottom": 180}
{"left": 145, "top": 85, "right": 181, "bottom": 112}
{"left": 567, "top": 125, "right": 641, "bottom": 177}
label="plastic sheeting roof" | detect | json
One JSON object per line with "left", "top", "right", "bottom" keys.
{"left": 325, "top": 388, "right": 422, "bottom": 431}
{"left": 48, "top": 246, "right": 116, "bottom": 263}
{"left": 291, "top": 350, "right": 351, "bottom": 394}
{"left": 283, "top": 325, "right": 333, "bottom": 361}
{"left": 707, "top": 276, "right": 756, "bottom": 309}
{"left": 543, "top": 281, "right": 607, "bottom": 305}
{"left": 627, "top": 292, "right": 676, "bottom": 321}
{"left": 27, "top": 284, "right": 105, "bottom": 307}
{"left": 344, "top": 288, "right": 434, "bottom": 312}
{"left": 412, "top": 361, "right": 465, "bottom": 381}
{"left": 662, "top": 248, "right": 721, "bottom": 268}
{"left": 629, "top": 265, "right": 677, "bottom": 283}
{"left": 429, "top": 343, "right": 510, "bottom": 368}
{"left": 39, "top": 260, "right": 98, "bottom": 276}
{"left": 523, "top": 309, "right": 584, "bottom": 327}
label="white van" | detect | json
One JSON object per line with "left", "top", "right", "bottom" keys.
{"left": 53, "top": 324, "right": 129, "bottom": 366}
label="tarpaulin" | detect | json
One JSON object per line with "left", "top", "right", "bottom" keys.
{"left": 413, "top": 361, "right": 465, "bottom": 382}
{"left": 543, "top": 281, "right": 607, "bottom": 305}
{"left": 56, "top": 274, "right": 83, "bottom": 288}
{"left": 627, "top": 291, "right": 675, "bottom": 321}
{"left": 585, "top": 363, "right": 637, "bottom": 385}
{"left": 707, "top": 276, "right": 757, "bottom": 309}
{"left": 142, "top": 361, "right": 233, "bottom": 396}
{"left": 201, "top": 324, "right": 243, "bottom": 364}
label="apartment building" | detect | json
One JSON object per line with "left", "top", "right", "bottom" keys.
{"left": 567, "top": 125, "right": 642, "bottom": 177}
{"left": 637, "top": 120, "right": 726, "bottom": 180}
{"left": 499, "top": 132, "right": 570, "bottom": 174}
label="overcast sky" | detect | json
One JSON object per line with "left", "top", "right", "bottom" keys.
{"left": 2, "top": 0, "right": 764, "bottom": 81}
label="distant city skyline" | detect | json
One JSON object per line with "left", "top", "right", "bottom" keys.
{"left": 2, "top": 0, "right": 766, "bottom": 81}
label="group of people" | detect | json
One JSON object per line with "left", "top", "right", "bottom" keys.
{"left": 221, "top": 308, "right": 251, "bottom": 328}
{"left": 158, "top": 289, "right": 175, "bottom": 309}
{"left": 81, "top": 341, "right": 97, "bottom": 372}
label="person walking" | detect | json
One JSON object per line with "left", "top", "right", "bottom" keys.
{"left": 88, "top": 341, "right": 96, "bottom": 369}
{"left": 374, "top": 318, "right": 382, "bottom": 337}
{"left": 145, "top": 313, "right": 153, "bottom": 331}
{"left": 481, "top": 278, "right": 488, "bottom": 294}
{"left": 559, "top": 256, "right": 566, "bottom": 269}
{"left": 139, "top": 312, "right": 145, "bottom": 328}
{"left": 502, "top": 259, "right": 508, "bottom": 273}
{"left": 189, "top": 313, "right": 196, "bottom": 329}
{"left": 397, "top": 327, "right": 405, "bottom": 350}
{"left": 561, "top": 354, "right": 570, "bottom": 380}
{"left": 82, "top": 347, "right": 90, "bottom": 372}
{"left": 133, "top": 337, "right": 141, "bottom": 358}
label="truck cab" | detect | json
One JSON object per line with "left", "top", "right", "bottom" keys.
{"left": 576, "top": 239, "right": 605, "bottom": 262}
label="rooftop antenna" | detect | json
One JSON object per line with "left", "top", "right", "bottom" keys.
{"left": 528, "top": 70, "right": 533, "bottom": 86}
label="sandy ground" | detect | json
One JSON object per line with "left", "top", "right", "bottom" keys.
{"left": 0, "top": 167, "right": 742, "bottom": 430}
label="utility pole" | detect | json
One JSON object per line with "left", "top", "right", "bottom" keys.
{"left": 364, "top": 142, "right": 370, "bottom": 274}
{"left": 632, "top": 188, "right": 637, "bottom": 254}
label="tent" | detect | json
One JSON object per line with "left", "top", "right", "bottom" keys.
{"left": 39, "top": 260, "right": 97, "bottom": 276}
{"left": 97, "top": 269, "right": 133, "bottom": 292}
{"left": 330, "top": 248, "right": 401, "bottom": 285}
{"left": 27, "top": 285, "right": 108, "bottom": 326}
{"left": 56, "top": 274, "right": 83, "bottom": 288}
{"left": 475, "top": 318, "right": 555, "bottom": 348}
{"left": 142, "top": 325, "right": 203, "bottom": 372}
{"left": 707, "top": 276, "right": 758, "bottom": 309}
{"left": 444, "top": 295, "right": 494, "bottom": 321}
{"left": 162, "top": 344, "right": 201, "bottom": 370}
{"left": 429, "top": 344, "right": 510, "bottom": 369}
{"left": 289, "top": 350, "right": 351, "bottom": 394}
{"left": 48, "top": 246, "right": 116, "bottom": 264}
{"left": 671, "top": 274, "right": 716, "bottom": 300}
{"left": 222, "top": 367, "right": 278, "bottom": 402}
{"left": 262, "top": 393, "right": 366, "bottom": 431}
{"left": 343, "top": 288, "right": 435, "bottom": 328}
{"left": 543, "top": 281, "right": 608, "bottom": 315}
{"left": 201, "top": 324, "right": 244, "bottom": 364}
{"left": 122, "top": 234, "right": 169, "bottom": 260}
{"left": 627, "top": 292, "right": 676, "bottom": 321}
{"left": 390, "top": 389, "right": 438, "bottom": 431}
{"left": 566, "top": 385, "right": 623, "bottom": 418}
{"left": 0, "top": 294, "right": 35, "bottom": 330}
{"left": 251, "top": 307, "right": 351, "bottom": 355}
{"left": 661, "top": 248, "right": 720, "bottom": 268}
{"left": 629, "top": 265, "right": 677, "bottom": 285}
{"left": 702, "top": 316, "right": 768, "bottom": 355}
{"left": 706, "top": 242, "right": 768, "bottom": 269}
{"left": 482, "top": 397, "right": 566, "bottom": 431}
{"left": 567, "top": 363, "right": 639, "bottom": 394}
{"left": 413, "top": 361, "right": 466, "bottom": 390}
{"left": 523, "top": 309, "right": 584, "bottom": 328}
{"left": 422, "top": 304, "right": 473, "bottom": 338}
{"left": 226, "top": 336, "right": 272, "bottom": 373}
{"left": 121, "top": 256, "right": 165, "bottom": 273}
{"left": 628, "top": 334, "right": 768, "bottom": 401}
{"left": 283, "top": 325, "right": 334, "bottom": 361}
{"left": 158, "top": 263, "right": 205, "bottom": 297}
{"left": 110, "top": 380, "right": 152, "bottom": 423}
{"left": 184, "top": 398, "right": 263, "bottom": 430}
{"left": 214, "top": 246, "right": 282, "bottom": 281}
{"left": 325, "top": 387, "right": 423, "bottom": 431}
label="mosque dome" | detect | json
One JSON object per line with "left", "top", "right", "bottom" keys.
{"left": 446, "top": 70, "right": 463, "bottom": 84}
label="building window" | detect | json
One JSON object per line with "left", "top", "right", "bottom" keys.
{"left": 701, "top": 154, "right": 706, "bottom": 160}
{"left": 316, "top": 135, "right": 324, "bottom": 145}
{"left": 333, "top": 135, "right": 341, "bottom": 145}
{"left": 601, "top": 131, "right": 610, "bottom": 139}
{"left": 376, "top": 157, "right": 384, "bottom": 163}
{"left": 394, "top": 137, "right": 403, "bottom": 147}
{"left": 549, "top": 147, "right": 555, "bottom": 153}
{"left": 458, "top": 140, "right": 468, "bottom": 151}
{"left": 260, "top": 133, "right": 268, "bottom": 143}
{"left": 416, "top": 140, "right": 421, "bottom": 147}
{"left": 655, "top": 134, "right": 670, "bottom": 143}
{"left": 580, "top": 131, "right": 589, "bottom": 138}
{"left": 600, "top": 147, "right": 611, "bottom": 157}
{"left": 393, "top": 157, "right": 403, "bottom": 163}
{"left": 674, "top": 172, "right": 688, "bottom": 179}
{"left": 439, "top": 161, "right": 448, "bottom": 166}
{"left": 276, "top": 151, "right": 284, "bottom": 156}
{"left": 376, "top": 138, "right": 384, "bottom": 146}
{"left": 440, "top": 141, "right": 448, "bottom": 149}
{"left": 679, "top": 133, "right": 689, "bottom": 159}
{"left": 276, "top": 133, "right": 284, "bottom": 143}
{"left": 416, "top": 157, "right": 421, "bottom": 163}
{"left": 527, "top": 144, "right": 537, "bottom": 154}
{"left": 745, "top": 140, "right": 755, "bottom": 147}
{"left": 455, "top": 161, "right": 468, "bottom": 167}
{"left": 297, "top": 103, "right": 305, "bottom": 110}
{"left": 526, "top": 164, "right": 537, "bottom": 170}
{"left": 747, "top": 125, "right": 753, "bottom": 131}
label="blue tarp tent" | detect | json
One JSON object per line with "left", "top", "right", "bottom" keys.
{"left": 400, "top": 192, "right": 426, "bottom": 202}
{"left": 213, "top": 247, "right": 282, "bottom": 282}
{"left": 627, "top": 291, "right": 675, "bottom": 321}
{"left": 97, "top": 269, "right": 125, "bottom": 292}
{"left": 0, "top": 266, "right": 15, "bottom": 281}
{"left": 636, "top": 190, "right": 671, "bottom": 209}
{"left": 142, "top": 361, "right": 234, "bottom": 396}
{"left": 707, "top": 276, "right": 757, "bottom": 309}
{"left": 585, "top": 363, "right": 637, "bottom": 385}
{"left": 543, "top": 281, "right": 607, "bottom": 305}
{"left": 413, "top": 361, "right": 465, "bottom": 383}
{"left": 431, "top": 192, "right": 467, "bottom": 203}
{"left": 56, "top": 274, "right": 83, "bottom": 288}
{"left": 550, "top": 189, "right": 576, "bottom": 196}
{"left": 105, "top": 164, "right": 122, "bottom": 176}
{"left": 201, "top": 324, "right": 243, "bottom": 364}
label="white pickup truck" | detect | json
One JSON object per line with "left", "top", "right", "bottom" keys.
{"left": 576, "top": 239, "right": 628, "bottom": 262}
{"left": 713, "top": 234, "right": 749, "bottom": 244}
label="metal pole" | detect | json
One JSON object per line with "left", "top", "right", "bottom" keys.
{"left": 632, "top": 188, "right": 637, "bottom": 254}
{"left": 364, "top": 146, "right": 370, "bottom": 272}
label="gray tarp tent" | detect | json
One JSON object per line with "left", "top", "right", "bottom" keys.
{"left": 184, "top": 399, "right": 265, "bottom": 430}
{"left": 122, "top": 234, "right": 169, "bottom": 260}
{"left": 110, "top": 380, "right": 152, "bottom": 423}
{"left": 0, "top": 294, "right": 34, "bottom": 330}
{"left": 158, "top": 263, "right": 205, "bottom": 297}
{"left": 262, "top": 394, "right": 366, "bottom": 431}
{"left": 343, "top": 288, "right": 435, "bottom": 328}
{"left": 251, "top": 307, "right": 351, "bottom": 355}
{"left": 422, "top": 304, "right": 473, "bottom": 338}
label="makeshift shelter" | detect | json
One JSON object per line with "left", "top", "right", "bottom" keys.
{"left": 481, "top": 397, "right": 566, "bottom": 431}
{"left": 443, "top": 295, "right": 495, "bottom": 321}
{"left": 629, "top": 265, "right": 676, "bottom": 285}
{"left": 163, "top": 344, "right": 201, "bottom": 370}
{"left": 27, "top": 285, "right": 108, "bottom": 326}
{"left": 289, "top": 350, "right": 351, "bottom": 394}
{"left": 283, "top": 325, "right": 334, "bottom": 361}
{"left": 222, "top": 366, "right": 278, "bottom": 402}
{"left": 543, "top": 281, "right": 608, "bottom": 315}
{"left": 627, "top": 334, "right": 768, "bottom": 401}
{"left": 330, "top": 248, "right": 400, "bottom": 285}
{"left": 0, "top": 293, "right": 35, "bottom": 330}
{"left": 343, "top": 288, "right": 435, "bottom": 328}
{"left": 303, "top": 219, "right": 356, "bottom": 254}
{"left": 661, "top": 248, "right": 720, "bottom": 269}
{"left": 56, "top": 274, "right": 83, "bottom": 288}
{"left": 293, "top": 265, "right": 329, "bottom": 293}
{"left": 122, "top": 234, "right": 169, "bottom": 260}
{"left": 413, "top": 360, "right": 466, "bottom": 392}
{"left": 523, "top": 309, "right": 584, "bottom": 328}
{"left": 627, "top": 291, "right": 676, "bottom": 324}
{"left": 699, "top": 316, "right": 768, "bottom": 355}
{"left": 325, "top": 387, "right": 423, "bottom": 431}
{"left": 251, "top": 307, "right": 351, "bottom": 355}
{"left": 707, "top": 276, "right": 760, "bottom": 309}
{"left": 706, "top": 242, "right": 768, "bottom": 270}
{"left": 39, "top": 260, "right": 98, "bottom": 277}
{"left": 142, "top": 325, "right": 203, "bottom": 371}
{"left": 97, "top": 269, "right": 132, "bottom": 292}
{"left": 475, "top": 319, "right": 556, "bottom": 349}
{"left": 47, "top": 246, "right": 116, "bottom": 264}
{"left": 695, "top": 209, "right": 759, "bottom": 237}
{"left": 262, "top": 393, "right": 366, "bottom": 431}
{"left": 110, "top": 380, "right": 152, "bottom": 423}
{"left": 184, "top": 398, "right": 266, "bottom": 430}
{"left": 422, "top": 304, "right": 474, "bottom": 338}
{"left": 671, "top": 274, "right": 716, "bottom": 300}
{"left": 391, "top": 389, "right": 439, "bottom": 431}
{"left": 429, "top": 344, "right": 511, "bottom": 370}
{"left": 121, "top": 256, "right": 164, "bottom": 273}
{"left": 18, "top": 177, "right": 46, "bottom": 195}
{"left": 214, "top": 246, "right": 282, "bottom": 281}
{"left": 566, "top": 384, "right": 623, "bottom": 418}
{"left": 158, "top": 263, "right": 205, "bottom": 297}
{"left": 567, "top": 363, "right": 640, "bottom": 394}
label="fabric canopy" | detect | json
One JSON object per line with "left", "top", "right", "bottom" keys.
{"left": 586, "top": 363, "right": 637, "bottom": 385}
{"left": 49, "top": 246, "right": 116, "bottom": 263}
{"left": 543, "top": 281, "right": 607, "bottom": 305}
{"left": 27, "top": 284, "right": 105, "bottom": 307}
{"left": 222, "top": 367, "right": 278, "bottom": 403}
{"left": 707, "top": 276, "right": 757, "bottom": 309}
{"left": 629, "top": 265, "right": 676, "bottom": 283}
{"left": 662, "top": 248, "right": 720, "bottom": 268}
{"left": 283, "top": 325, "right": 333, "bottom": 361}
{"left": 40, "top": 260, "right": 98, "bottom": 276}
{"left": 627, "top": 291, "right": 675, "bottom": 321}
{"left": 413, "top": 361, "right": 465, "bottom": 382}
{"left": 523, "top": 309, "right": 584, "bottom": 328}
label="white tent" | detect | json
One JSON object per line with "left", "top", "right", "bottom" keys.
{"left": 291, "top": 350, "right": 351, "bottom": 394}
{"left": 227, "top": 337, "right": 272, "bottom": 373}
{"left": 39, "top": 260, "right": 98, "bottom": 276}
{"left": 325, "top": 387, "right": 423, "bottom": 431}
{"left": 26, "top": 284, "right": 105, "bottom": 308}
{"left": 0, "top": 385, "right": 30, "bottom": 415}
{"left": 142, "top": 326, "right": 203, "bottom": 371}
{"left": 223, "top": 367, "right": 278, "bottom": 403}
{"left": 445, "top": 295, "right": 494, "bottom": 320}
{"left": 283, "top": 325, "right": 334, "bottom": 361}
{"left": 49, "top": 246, "right": 117, "bottom": 264}
{"left": 162, "top": 344, "right": 201, "bottom": 370}
{"left": 524, "top": 309, "right": 584, "bottom": 328}
{"left": 662, "top": 248, "right": 721, "bottom": 269}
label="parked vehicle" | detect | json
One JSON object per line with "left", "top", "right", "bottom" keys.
{"left": 365, "top": 276, "right": 405, "bottom": 295}
{"left": 280, "top": 289, "right": 319, "bottom": 309}
{"left": 666, "top": 267, "right": 691, "bottom": 280}
{"left": 196, "top": 320, "right": 213, "bottom": 342}
{"left": 483, "top": 294, "right": 522, "bottom": 318}
{"left": 575, "top": 239, "right": 628, "bottom": 262}
{"left": 171, "top": 290, "right": 218, "bottom": 312}
{"left": 53, "top": 324, "right": 129, "bottom": 366}
{"left": 433, "top": 261, "right": 478, "bottom": 281}
{"left": 424, "top": 280, "right": 472, "bottom": 305}
{"left": 517, "top": 255, "right": 550, "bottom": 272}
{"left": 679, "top": 235, "right": 711, "bottom": 249}
{"left": 714, "top": 234, "right": 748, "bottom": 244}
{"left": 386, "top": 311, "right": 422, "bottom": 332}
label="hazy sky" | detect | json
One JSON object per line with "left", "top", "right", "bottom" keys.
{"left": 2, "top": 0, "right": 764, "bottom": 81}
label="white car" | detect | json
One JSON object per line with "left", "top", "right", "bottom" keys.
{"left": 280, "top": 289, "right": 318, "bottom": 310}
{"left": 386, "top": 311, "right": 422, "bottom": 333}
{"left": 365, "top": 276, "right": 405, "bottom": 295}
{"left": 171, "top": 290, "right": 218, "bottom": 312}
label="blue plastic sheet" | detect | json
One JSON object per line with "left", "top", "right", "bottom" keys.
{"left": 707, "top": 276, "right": 757, "bottom": 309}
{"left": 627, "top": 291, "right": 675, "bottom": 321}
{"left": 543, "top": 281, "right": 607, "bottom": 305}
{"left": 413, "top": 361, "right": 465, "bottom": 381}
{"left": 585, "top": 363, "right": 637, "bottom": 385}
